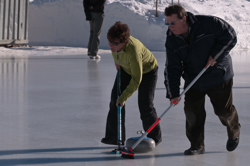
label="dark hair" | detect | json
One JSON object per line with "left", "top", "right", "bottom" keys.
{"left": 107, "top": 21, "right": 130, "bottom": 43}
{"left": 164, "top": 4, "right": 187, "bottom": 19}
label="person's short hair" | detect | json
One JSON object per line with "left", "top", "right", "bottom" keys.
{"left": 164, "top": 4, "right": 187, "bottom": 19}
{"left": 107, "top": 21, "right": 130, "bottom": 43}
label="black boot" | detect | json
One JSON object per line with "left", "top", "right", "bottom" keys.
{"left": 101, "top": 138, "right": 124, "bottom": 145}
{"left": 184, "top": 147, "right": 205, "bottom": 155}
{"left": 226, "top": 133, "right": 240, "bottom": 152}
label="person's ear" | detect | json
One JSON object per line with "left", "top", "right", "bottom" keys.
{"left": 183, "top": 16, "right": 186, "bottom": 22}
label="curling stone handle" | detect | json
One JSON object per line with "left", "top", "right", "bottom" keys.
{"left": 137, "top": 130, "right": 145, "bottom": 135}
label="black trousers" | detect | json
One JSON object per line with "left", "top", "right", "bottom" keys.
{"left": 184, "top": 78, "right": 241, "bottom": 148}
{"left": 104, "top": 67, "right": 162, "bottom": 143}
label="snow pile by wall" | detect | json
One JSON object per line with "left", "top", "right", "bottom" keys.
{"left": 28, "top": 0, "right": 250, "bottom": 51}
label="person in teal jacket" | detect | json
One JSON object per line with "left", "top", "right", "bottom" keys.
{"left": 101, "top": 21, "right": 162, "bottom": 146}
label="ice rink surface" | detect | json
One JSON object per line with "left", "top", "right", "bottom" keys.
{"left": 0, "top": 50, "right": 249, "bottom": 165}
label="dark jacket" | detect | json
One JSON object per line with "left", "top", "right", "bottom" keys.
{"left": 83, "top": 0, "right": 106, "bottom": 20}
{"left": 164, "top": 12, "right": 237, "bottom": 99}
{"left": 83, "top": 0, "right": 106, "bottom": 13}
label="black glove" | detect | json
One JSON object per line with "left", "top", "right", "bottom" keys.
{"left": 86, "top": 12, "right": 92, "bottom": 21}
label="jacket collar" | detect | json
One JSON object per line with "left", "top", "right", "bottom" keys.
{"left": 187, "top": 12, "right": 197, "bottom": 26}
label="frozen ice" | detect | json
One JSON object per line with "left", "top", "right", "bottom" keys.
{"left": 0, "top": 50, "right": 249, "bottom": 166}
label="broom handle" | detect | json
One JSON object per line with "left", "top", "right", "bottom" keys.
{"left": 160, "top": 65, "right": 209, "bottom": 119}
{"left": 117, "top": 52, "right": 123, "bottom": 147}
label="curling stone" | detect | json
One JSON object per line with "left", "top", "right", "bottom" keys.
{"left": 125, "top": 131, "right": 155, "bottom": 153}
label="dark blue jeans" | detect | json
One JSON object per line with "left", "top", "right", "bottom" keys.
{"left": 184, "top": 78, "right": 241, "bottom": 148}
{"left": 104, "top": 67, "right": 162, "bottom": 144}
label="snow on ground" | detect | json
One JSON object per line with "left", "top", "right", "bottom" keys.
{"left": 0, "top": 46, "right": 111, "bottom": 57}
{"left": 0, "top": 0, "right": 249, "bottom": 57}
{"left": 26, "top": 0, "right": 250, "bottom": 52}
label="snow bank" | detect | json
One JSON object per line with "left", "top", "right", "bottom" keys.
{"left": 28, "top": 0, "right": 250, "bottom": 51}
